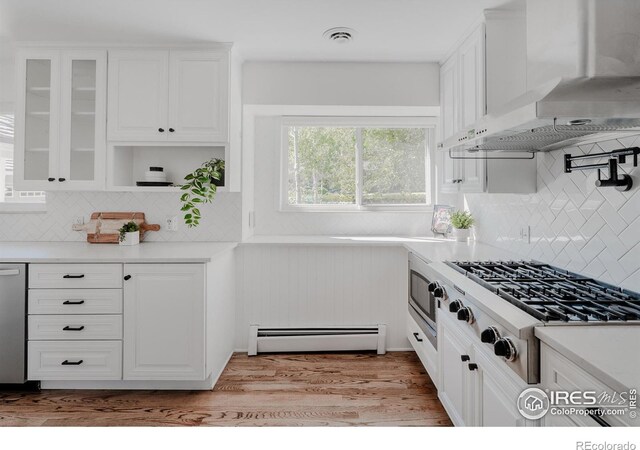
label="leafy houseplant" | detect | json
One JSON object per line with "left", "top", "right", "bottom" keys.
{"left": 118, "top": 221, "right": 140, "bottom": 246}
{"left": 180, "top": 158, "right": 225, "bottom": 227}
{"left": 449, "top": 210, "right": 475, "bottom": 242}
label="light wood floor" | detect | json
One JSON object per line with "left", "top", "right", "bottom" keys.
{"left": 0, "top": 352, "right": 452, "bottom": 426}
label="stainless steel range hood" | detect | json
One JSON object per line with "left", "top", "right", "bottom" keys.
{"left": 443, "top": 0, "right": 640, "bottom": 153}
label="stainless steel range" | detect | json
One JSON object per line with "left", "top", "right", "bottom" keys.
{"left": 426, "top": 259, "right": 640, "bottom": 385}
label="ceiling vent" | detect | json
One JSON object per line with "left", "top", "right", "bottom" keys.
{"left": 323, "top": 27, "right": 355, "bottom": 44}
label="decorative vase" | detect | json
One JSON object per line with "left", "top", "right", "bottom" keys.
{"left": 452, "top": 228, "right": 470, "bottom": 242}
{"left": 119, "top": 231, "right": 140, "bottom": 246}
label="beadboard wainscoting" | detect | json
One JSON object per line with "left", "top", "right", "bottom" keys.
{"left": 465, "top": 135, "right": 640, "bottom": 292}
{"left": 236, "top": 244, "right": 410, "bottom": 351}
{"left": 0, "top": 192, "right": 242, "bottom": 242}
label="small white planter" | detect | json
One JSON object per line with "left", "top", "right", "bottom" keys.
{"left": 119, "top": 231, "right": 140, "bottom": 246}
{"left": 451, "top": 228, "right": 471, "bottom": 242}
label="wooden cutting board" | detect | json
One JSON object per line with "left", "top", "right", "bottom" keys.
{"left": 80, "top": 212, "right": 161, "bottom": 244}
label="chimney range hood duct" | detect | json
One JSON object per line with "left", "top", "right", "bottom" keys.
{"left": 443, "top": 0, "right": 640, "bottom": 153}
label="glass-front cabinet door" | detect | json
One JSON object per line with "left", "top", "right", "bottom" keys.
{"left": 59, "top": 50, "right": 106, "bottom": 190}
{"left": 15, "top": 50, "right": 60, "bottom": 191}
{"left": 14, "top": 49, "right": 106, "bottom": 191}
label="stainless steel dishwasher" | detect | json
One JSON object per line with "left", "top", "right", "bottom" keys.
{"left": 0, "top": 264, "right": 27, "bottom": 383}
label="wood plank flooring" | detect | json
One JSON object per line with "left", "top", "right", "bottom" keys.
{"left": 0, "top": 352, "right": 452, "bottom": 426}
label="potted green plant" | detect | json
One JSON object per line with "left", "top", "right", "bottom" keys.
{"left": 179, "top": 158, "right": 225, "bottom": 227}
{"left": 450, "top": 210, "right": 475, "bottom": 242}
{"left": 118, "top": 221, "right": 140, "bottom": 246}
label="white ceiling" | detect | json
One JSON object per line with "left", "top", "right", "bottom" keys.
{"left": 0, "top": 0, "right": 514, "bottom": 62}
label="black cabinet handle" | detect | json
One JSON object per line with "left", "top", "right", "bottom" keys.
{"left": 158, "top": 128, "right": 165, "bottom": 132}
{"left": 58, "top": 177, "right": 66, "bottom": 182}
{"left": 468, "top": 363, "right": 478, "bottom": 371}
{"left": 48, "top": 177, "right": 55, "bottom": 182}
{"left": 461, "top": 354, "right": 470, "bottom": 362}
{"left": 412, "top": 332, "right": 423, "bottom": 342}
{"left": 63, "top": 325, "right": 85, "bottom": 331}
{"left": 124, "top": 275, "right": 131, "bottom": 281}
{"left": 63, "top": 274, "right": 85, "bottom": 279}
{"left": 63, "top": 300, "right": 85, "bottom": 305}
{"left": 61, "top": 359, "right": 83, "bottom": 366}
{"left": 168, "top": 128, "right": 175, "bottom": 132}
{"left": 586, "top": 408, "right": 611, "bottom": 427}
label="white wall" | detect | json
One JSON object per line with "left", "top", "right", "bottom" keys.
{"left": 243, "top": 62, "right": 440, "bottom": 106}
{"left": 236, "top": 244, "right": 410, "bottom": 351}
{"left": 0, "top": 191, "right": 242, "bottom": 242}
{"left": 466, "top": 134, "right": 640, "bottom": 292}
{"left": 242, "top": 62, "right": 440, "bottom": 237}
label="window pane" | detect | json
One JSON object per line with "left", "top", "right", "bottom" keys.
{"left": 0, "top": 113, "right": 46, "bottom": 204}
{"left": 288, "top": 126, "right": 356, "bottom": 205}
{"left": 361, "top": 128, "right": 427, "bottom": 205}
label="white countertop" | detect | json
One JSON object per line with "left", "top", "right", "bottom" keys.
{"left": 242, "top": 235, "right": 523, "bottom": 261}
{"left": 535, "top": 326, "right": 640, "bottom": 393}
{"left": 0, "top": 241, "right": 238, "bottom": 263}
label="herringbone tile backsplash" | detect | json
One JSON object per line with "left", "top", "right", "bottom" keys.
{"left": 466, "top": 134, "right": 640, "bottom": 292}
{"left": 0, "top": 191, "right": 242, "bottom": 242}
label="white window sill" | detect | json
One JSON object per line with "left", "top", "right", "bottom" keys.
{"left": 280, "top": 205, "right": 433, "bottom": 213}
{"left": 0, "top": 203, "right": 47, "bottom": 213}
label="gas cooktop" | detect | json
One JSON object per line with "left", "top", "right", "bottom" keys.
{"left": 446, "top": 260, "right": 640, "bottom": 323}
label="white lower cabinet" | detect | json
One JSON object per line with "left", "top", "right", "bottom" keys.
{"left": 123, "top": 263, "right": 206, "bottom": 380}
{"left": 437, "top": 311, "right": 531, "bottom": 426}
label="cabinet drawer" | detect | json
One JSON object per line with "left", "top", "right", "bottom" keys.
{"left": 29, "top": 264, "right": 123, "bottom": 289}
{"left": 29, "top": 289, "right": 122, "bottom": 314}
{"left": 29, "top": 315, "right": 122, "bottom": 340}
{"left": 407, "top": 314, "right": 438, "bottom": 388}
{"left": 28, "top": 341, "right": 122, "bottom": 380}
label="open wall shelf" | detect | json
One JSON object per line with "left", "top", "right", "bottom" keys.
{"left": 107, "top": 143, "right": 227, "bottom": 192}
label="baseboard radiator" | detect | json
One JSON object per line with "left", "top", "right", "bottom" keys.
{"left": 247, "top": 325, "right": 387, "bottom": 356}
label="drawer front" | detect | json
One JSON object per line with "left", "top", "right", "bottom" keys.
{"left": 29, "top": 289, "right": 122, "bottom": 314}
{"left": 29, "top": 264, "right": 123, "bottom": 289}
{"left": 28, "top": 341, "right": 122, "bottom": 380}
{"left": 407, "top": 314, "right": 439, "bottom": 388}
{"left": 29, "top": 315, "right": 122, "bottom": 340}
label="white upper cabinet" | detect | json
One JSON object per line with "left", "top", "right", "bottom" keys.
{"left": 14, "top": 48, "right": 106, "bottom": 191}
{"left": 458, "top": 24, "right": 485, "bottom": 130}
{"left": 107, "top": 50, "right": 169, "bottom": 141}
{"left": 108, "top": 49, "right": 229, "bottom": 143}
{"left": 440, "top": 56, "right": 458, "bottom": 143}
{"left": 168, "top": 50, "right": 229, "bottom": 142}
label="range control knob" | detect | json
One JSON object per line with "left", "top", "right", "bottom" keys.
{"left": 457, "top": 306, "right": 474, "bottom": 324}
{"left": 432, "top": 286, "right": 446, "bottom": 299}
{"left": 494, "top": 337, "right": 517, "bottom": 362}
{"left": 480, "top": 327, "right": 500, "bottom": 344}
{"left": 449, "top": 299, "right": 463, "bottom": 313}
{"left": 427, "top": 281, "right": 439, "bottom": 293}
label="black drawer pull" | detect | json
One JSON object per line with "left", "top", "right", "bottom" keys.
{"left": 124, "top": 275, "right": 131, "bottom": 281}
{"left": 61, "top": 359, "right": 83, "bottom": 366}
{"left": 63, "top": 300, "right": 85, "bottom": 305}
{"left": 158, "top": 128, "right": 165, "bottom": 132}
{"left": 63, "top": 274, "right": 85, "bottom": 279}
{"left": 58, "top": 177, "right": 66, "bottom": 182}
{"left": 168, "top": 127, "right": 175, "bottom": 132}
{"left": 63, "top": 326, "right": 85, "bottom": 331}
{"left": 468, "top": 363, "right": 478, "bottom": 371}
{"left": 412, "top": 332, "right": 423, "bottom": 342}
{"left": 461, "top": 354, "right": 470, "bottom": 362}
{"left": 48, "top": 177, "right": 55, "bottom": 182}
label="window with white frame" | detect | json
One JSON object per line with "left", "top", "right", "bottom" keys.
{"left": 282, "top": 117, "right": 434, "bottom": 210}
{"left": 0, "top": 111, "right": 46, "bottom": 208}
